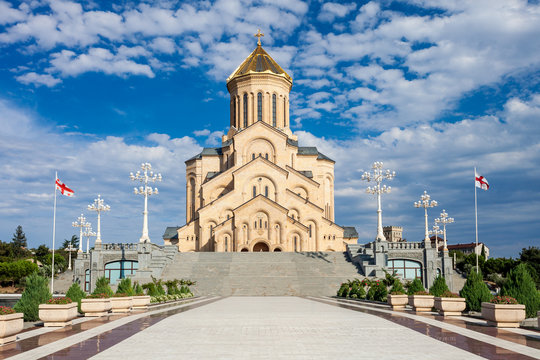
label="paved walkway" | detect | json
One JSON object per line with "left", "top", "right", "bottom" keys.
{"left": 2, "top": 297, "right": 540, "bottom": 359}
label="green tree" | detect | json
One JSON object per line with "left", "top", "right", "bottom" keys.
{"left": 459, "top": 269, "right": 492, "bottom": 311}
{"left": 501, "top": 263, "right": 540, "bottom": 318}
{"left": 34, "top": 245, "right": 50, "bottom": 263}
{"left": 14, "top": 272, "right": 51, "bottom": 321}
{"left": 66, "top": 282, "right": 86, "bottom": 313}
{"left": 11, "top": 226, "right": 30, "bottom": 259}
{"left": 117, "top": 278, "right": 135, "bottom": 296}
{"left": 389, "top": 279, "right": 405, "bottom": 294}
{"left": 429, "top": 275, "right": 450, "bottom": 297}
{"left": 520, "top": 247, "right": 540, "bottom": 289}
{"left": 93, "top": 276, "right": 114, "bottom": 297}
{"left": 61, "top": 235, "right": 79, "bottom": 250}
{"left": 133, "top": 282, "right": 144, "bottom": 296}
{"left": 407, "top": 278, "right": 424, "bottom": 295}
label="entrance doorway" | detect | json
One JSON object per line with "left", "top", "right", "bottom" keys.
{"left": 253, "top": 242, "right": 269, "bottom": 252}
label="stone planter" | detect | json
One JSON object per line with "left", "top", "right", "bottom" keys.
{"left": 0, "top": 313, "right": 23, "bottom": 345}
{"left": 481, "top": 302, "right": 526, "bottom": 328}
{"left": 110, "top": 296, "right": 133, "bottom": 313}
{"left": 39, "top": 303, "right": 78, "bottom": 327}
{"left": 132, "top": 296, "right": 151, "bottom": 310}
{"left": 81, "top": 298, "right": 112, "bottom": 317}
{"left": 408, "top": 295, "right": 435, "bottom": 312}
{"left": 387, "top": 294, "right": 408, "bottom": 310}
{"left": 434, "top": 297, "right": 466, "bottom": 316}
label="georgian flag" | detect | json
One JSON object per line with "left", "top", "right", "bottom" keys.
{"left": 56, "top": 178, "right": 74, "bottom": 197}
{"left": 475, "top": 172, "right": 489, "bottom": 191}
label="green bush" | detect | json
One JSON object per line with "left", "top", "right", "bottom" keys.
{"left": 407, "top": 278, "right": 424, "bottom": 295}
{"left": 459, "top": 269, "right": 492, "bottom": 311}
{"left": 390, "top": 279, "right": 405, "bottom": 294}
{"left": 501, "top": 263, "right": 540, "bottom": 318}
{"left": 429, "top": 276, "right": 450, "bottom": 297}
{"left": 367, "top": 281, "right": 387, "bottom": 302}
{"left": 14, "top": 272, "right": 51, "bottom": 321}
{"left": 337, "top": 283, "right": 347, "bottom": 297}
{"left": 0, "top": 260, "right": 39, "bottom": 286}
{"left": 116, "top": 278, "right": 135, "bottom": 296}
{"left": 66, "top": 282, "right": 86, "bottom": 314}
{"left": 165, "top": 280, "right": 180, "bottom": 295}
{"left": 355, "top": 285, "right": 366, "bottom": 299}
{"left": 93, "top": 277, "right": 113, "bottom": 297}
{"left": 133, "top": 282, "right": 144, "bottom": 296}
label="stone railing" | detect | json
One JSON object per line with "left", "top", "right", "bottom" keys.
{"left": 77, "top": 253, "right": 90, "bottom": 260}
{"left": 387, "top": 242, "right": 424, "bottom": 250}
{"left": 102, "top": 243, "right": 138, "bottom": 251}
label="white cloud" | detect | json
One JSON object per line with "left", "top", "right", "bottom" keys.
{"left": 318, "top": 3, "right": 357, "bottom": 23}
{"left": 15, "top": 72, "right": 61, "bottom": 87}
{"left": 294, "top": 93, "right": 540, "bottom": 256}
{"left": 0, "top": 99, "right": 202, "bottom": 249}
{"left": 0, "top": 1, "right": 26, "bottom": 25}
{"left": 49, "top": 48, "right": 155, "bottom": 78}
{"left": 193, "top": 129, "right": 211, "bottom": 136}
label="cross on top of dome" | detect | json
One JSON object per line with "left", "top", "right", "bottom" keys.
{"left": 254, "top": 29, "right": 264, "bottom": 46}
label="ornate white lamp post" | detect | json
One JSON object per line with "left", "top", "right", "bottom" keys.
{"left": 66, "top": 243, "right": 77, "bottom": 270}
{"left": 87, "top": 195, "right": 110, "bottom": 248}
{"left": 83, "top": 223, "right": 96, "bottom": 254}
{"left": 414, "top": 191, "right": 438, "bottom": 247}
{"left": 361, "top": 161, "right": 396, "bottom": 241}
{"left": 435, "top": 209, "right": 454, "bottom": 252}
{"left": 429, "top": 224, "right": 443, "bottom": 250}
{"left": 130, "top": 162, "right": 161, "bottom": 243}
{"left": 72, "top": 214, "right": 87, "bottom": 253}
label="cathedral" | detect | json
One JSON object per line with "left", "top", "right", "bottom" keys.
{"left": 163, "top": 37, "right": 358, "bottom": 252}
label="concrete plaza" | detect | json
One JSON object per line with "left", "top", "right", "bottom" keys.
{"left": 2, "top": 296, "right": 540, "bottom": 359}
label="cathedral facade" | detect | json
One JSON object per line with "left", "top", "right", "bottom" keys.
{"left": 163, "top": 42, "right": 358, "bottom": 252}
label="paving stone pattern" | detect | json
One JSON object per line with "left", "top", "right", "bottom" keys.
{"left": 91, "top": 297, "right": 485, "bottom": 360}
{"left": 157, "top": 252, "right": 363, "bottom": 296}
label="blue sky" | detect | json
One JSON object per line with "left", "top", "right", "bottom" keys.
{"left": 0, "top": 0, "right": 539, "bottom": 258}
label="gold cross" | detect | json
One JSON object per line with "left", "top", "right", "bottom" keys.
{"left": 254, "top": 29, "right": 264, "bottom": 46}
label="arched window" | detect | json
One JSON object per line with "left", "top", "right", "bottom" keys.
{"left": 252, "top": 153, "right": 255, "bottom": 160}
{"left": 309, "top": 225, "right": 312, "bottom": 237}
{"left": 233, "top": 100, "right": 236, "bottom": 127}
{"left": 243, "top": 93, "right": 248, "bottom": 128}
{"left": 253, "top": 186, "right": 257, "bottom": 198}
{"left": 254, "top": 221, "right": 257, "bottom": 228}
{"left": 257, "top": 92, "right": 263, "bottom": 122}
{"left": 104, "top": 260, "right": 138, "bottom": 284}
{"left": 284, "top": 98, "right": 287, "bottom": 127}
{"left": 272, "top": 94, "right": 277, "bottom": 126}
{"left": 84, "top": 269, "right": 90, "bottom": 292}
{"left": 225, "top": 236, "right": 228, "bottom": 252}
{"left": 294, "top": 236, "right": 298, "bottom": 252}
{"left": 265, "top": 153, "right": 268, "bottom": 160}
{"left": 265, "top": 186, "right": 269, "bottom": 197}
{"left": 265, "top": 221, "right": 268, "bottom": 229}
{"left": 259, "top": 218, "right": 262, "bottom": 228}
{"left": 387, "top": 259, "right": 423, "bottom": 281}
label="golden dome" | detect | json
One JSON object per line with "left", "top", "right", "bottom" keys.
{"left": 226, "top": 45, "right": 292, "bottom": 84}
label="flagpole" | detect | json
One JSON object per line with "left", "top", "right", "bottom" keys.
{"left": 51, "top": 172, "right": 57, "bottom": 294}
{"left": 474, "top": 167, "right": 479, "bottom": 274}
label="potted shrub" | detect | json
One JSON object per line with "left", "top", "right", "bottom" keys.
{"left": 388, "top": 291, "right": 408, "bottom": 310}
{"left": 387, "top": 280, "right": 408, "bottom": 310}
{"left": 110, "top": 293, "right": 133, "bottom": 313}
{"left": 408, "top": 291, "right": 435, "bottom": 312}
{"left": 39, "top": 297, "right": 78, "bottom": 327}
{"left": 0, "top": 306, "right": 24, "bottom": 345}
{"left": 81, "top": 293, "right": 111, "bottom": 317}
{"left": 132, "top": 283, "right": 150, "bottom": 310}
{"left": 434, "top": 290, "right": 466, "bottom": 316}
{"left": 66, "top": 283, "right": 86, "bottom": 314}
{"left": 481, "top": 296, "right": 526, "bottom": 328}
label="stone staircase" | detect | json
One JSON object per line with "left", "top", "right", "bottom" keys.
{"left": 158, "top": 252, "right": 363, "bottom": 296}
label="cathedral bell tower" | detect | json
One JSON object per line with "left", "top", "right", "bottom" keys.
{"left": 226, "top": 30, "right": 293, "bottom": 137}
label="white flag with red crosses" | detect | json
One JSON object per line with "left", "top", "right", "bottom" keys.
{"left": 475, "top": 172, "right": 489, "bottom": 191}
{"left": 55, "top": 178, "right": 74, "bottom": 197}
